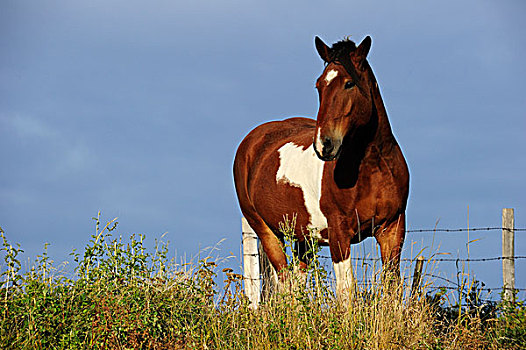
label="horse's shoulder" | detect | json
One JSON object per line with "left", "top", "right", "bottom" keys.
{"left": 252, "top": 117, "right": 315, "bottom": 132}
{"left": 281, "top": 117, "right": 316, "bottom": 128}
{"left": 240, "top": 117, "right": 314, "bottom": 148}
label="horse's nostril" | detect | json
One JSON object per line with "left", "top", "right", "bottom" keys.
{"left": 323, "top": 137, "right": 334, "bottom": 152}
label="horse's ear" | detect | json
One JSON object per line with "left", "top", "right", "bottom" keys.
{"left": 315, "top": 36, "right": 331, "bottom": 63}
{"left": 353, "top": 36, "right": 372, "bottom": 69}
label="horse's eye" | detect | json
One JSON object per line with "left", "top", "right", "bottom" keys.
{"left": 344, "top": 81, "right": 356, "bottom": 89}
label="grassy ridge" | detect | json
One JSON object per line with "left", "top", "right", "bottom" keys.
{"left": 1, "top": 215, "right": 525, "bottom": 349}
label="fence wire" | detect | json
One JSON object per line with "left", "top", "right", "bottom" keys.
{"left": 407, "top": 226, "right": 526, "bottom": 233}
{"left": 316, "top": 255, "right": 526, "bottom": 262}
{"left": 311, "top": 225, "right": 525, "bottom": 262}
{"left": 243, "top": 225, "right": 525, "bottom": 298}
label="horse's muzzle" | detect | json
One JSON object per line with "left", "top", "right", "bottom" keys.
{"left": 313, "top": 137, "right": 341, "bottom": 161}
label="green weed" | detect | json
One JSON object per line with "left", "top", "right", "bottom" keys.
{"left": 0, "top": 215, "right": 524, "bottom": 349}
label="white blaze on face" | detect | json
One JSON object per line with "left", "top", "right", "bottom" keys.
{"left": 314, "top": 128, "right": 323, "bottom": 155}
{"left": 333, "top": 257, "right": 353, "bottom": 299}
{"left": 324, "top": 69, "right": 338, "bottom": 85}
{"left": 276, "top": 142, "right": 328, "bottom": 237}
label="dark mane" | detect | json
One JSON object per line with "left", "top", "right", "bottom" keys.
{"left": 328, "top": 39, "right": 357, "bottom": 63}
{"left": 326, "top": 38, "right": 362, "bottom": 89}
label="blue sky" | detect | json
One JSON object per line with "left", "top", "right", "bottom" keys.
{"left": 1, "top": 1, "right": 525, "bottom": 296}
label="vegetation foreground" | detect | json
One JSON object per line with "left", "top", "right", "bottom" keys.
{"left": 1, "top": 215, "right": 525, "bottom": 349}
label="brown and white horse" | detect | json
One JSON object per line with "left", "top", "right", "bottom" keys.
{"left": 233, "top": 36, "right": 409, "bottom": 297}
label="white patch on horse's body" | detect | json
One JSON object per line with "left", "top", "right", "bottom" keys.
{"left": 333, "top": 257, "right": 353, "bottom": 298}
{"left": 324, "top": 69, "right": 338, "bottom": 85}
{"left": 276, "top": 142, "right": 328, "bottom": 236}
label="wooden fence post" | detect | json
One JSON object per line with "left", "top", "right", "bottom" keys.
{"left": 411, "top": 255, "right": 425, "bottom": 297}
{"left": 242, "top": 218, "right": 260, "bottom": 308}
{"left": 259, "top": 242, "right": 280, "bottom": 301}
{"left": 502, "top": 208, "right": 515, "bottom": 303}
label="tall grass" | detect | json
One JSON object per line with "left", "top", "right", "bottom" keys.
{"left": 1, "top": 214, "right": 524, "bottom": 349}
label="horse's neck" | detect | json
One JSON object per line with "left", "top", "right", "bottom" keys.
{"left": 332, "top": 77, "right": 397, "bottom": 189}
{"left": 369, "top": 79, "right": 397, "bottom": 156}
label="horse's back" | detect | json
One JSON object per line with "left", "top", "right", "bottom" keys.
{"left": 238, "top": 117, "right": 315, "bottom": 150}
{"left": 234, "top": 117, "right": 315, "bottom": 172}
{"left": 233, "top": 117, "right": 317, "bottom": 234}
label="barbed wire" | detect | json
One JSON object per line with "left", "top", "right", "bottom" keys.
{"left": 242, "top": 225, "right": 525, "bottom": 295}
{"left": 424, "top": 274, "right": 526, "bottom": 292}
{"left": 243, "top": 226, "right": 525, "bottom": 263}
{"left": 423, "top": 256, "right": 526, "bottom": 262}
{"left": 317, "top": 273, "right": 526, "bottom": 294}
{"left": 242, "top": 226, "right": 525, "bottom": 240}
{"left": 243, "top": 274, "right": 526, "bottom": 293}
{"left": 426, "top": 285, "right": 526, "bottom": 292}
{"left": 314, "top": 255, "right": 526, "bottom": 262}
{"left": 407, "top": 226, "right": 526, "bottom": 233}
{"left": 242, "top": 227, "right": 526, "bottom": 242}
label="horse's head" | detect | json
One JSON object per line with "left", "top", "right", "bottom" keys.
{"left": 313, "top": 36, "right": 374, "bottom": 161}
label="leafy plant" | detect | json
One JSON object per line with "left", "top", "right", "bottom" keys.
{"left": 0, "top": 214, "right": 524, "bottom": 349}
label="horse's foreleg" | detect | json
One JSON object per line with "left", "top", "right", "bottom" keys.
{"left": 375, "top": 212, "right": 406, "bottom": 281}
{"left": 329, "top": 229, "right": 353, "bottom": 301}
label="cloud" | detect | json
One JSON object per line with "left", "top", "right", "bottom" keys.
{"left": 58, "top": 143, "right": 94, "bottom": 174}
{"left": 3, "top": 113, "right": 57, "bottom": 139}
{"left": 1, "top": 112, "right": 94, "bottom": 177}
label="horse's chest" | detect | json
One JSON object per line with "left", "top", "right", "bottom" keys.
{"left": 321, "top": 156, "right": 402, "bottom": 225}
{"left": 273, "top": 142, "right": 400, "bottom": 236}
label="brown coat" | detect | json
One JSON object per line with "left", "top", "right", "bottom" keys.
{"left": 233, "top": 36, "right": 409, "bottom": 283}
